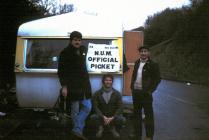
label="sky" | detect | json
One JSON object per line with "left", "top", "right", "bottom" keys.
{"left": 59, "top": 0, "right": 190, "bottom": 30}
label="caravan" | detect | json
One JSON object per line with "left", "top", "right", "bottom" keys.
{"left": 14, "top": 11, "right": 143, "bottom": 108}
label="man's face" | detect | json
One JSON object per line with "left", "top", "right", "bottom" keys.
{"left": 103, "top": 77, "right": 113, "bottom": 88}
{"left": 139, "top": 49, "right": 150, "bottom": 60}
{"left": 71, "top": 37, "right": 82, "bottom": 48}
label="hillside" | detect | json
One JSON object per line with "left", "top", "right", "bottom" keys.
{"left": 150, "top": 39, "right": 209, "bottom": 85}
{"left": 140, "top": 0, "right": 209, "bottom": 85}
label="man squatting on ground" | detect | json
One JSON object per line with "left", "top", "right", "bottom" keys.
{"left": 58, "top": 31, "right": 92, "bottom": 140}
{"left": 91, "top": 74, "right": 126, "bottom": 138}
{"left": 130, "top": 46, "right": 161, "bottom": 140}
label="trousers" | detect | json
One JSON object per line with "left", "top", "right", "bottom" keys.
{"left": 132, "top": 89, "right": 154, "bottom": 138}
{"left": 71, "top": 99, "right": 92, "bottom": 135}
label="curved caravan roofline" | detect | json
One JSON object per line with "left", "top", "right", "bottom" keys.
{"left": 18, "top": 11, "right": 123, "bottom": 38}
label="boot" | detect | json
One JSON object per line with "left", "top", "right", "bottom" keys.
{"left": 96, "top": 125, "right": 104, "bottom": 138}
{"left": 145, "top": 137, "right": 152, "bottom": 140}
{"left": 129, "top": 132, "right": 141, "bottom": 140}
{"left": 71, "top": 131, "right": 88, "bottom": 140}
{"left": 110, "top": 126, "right": 120, "bottom": 138}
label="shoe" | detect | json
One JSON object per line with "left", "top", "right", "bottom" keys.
{"left": 145, "top": 137, "right": 152, "bottom": 140}
{"left": 129, "top": 133, "right": 141, "bottom": 140}
{"left": 96, "top": 125, "right": 104, "bottom": 138}
{"left": 110, "top": 126, "right": 120, "bottom": 138}
{"left": 142, "top": 114, "right": 146, "bottom": 121}
{"left": 71, "top": 131, "right": 88, "bottom": 140}
{"left": 0, "top": 112, "right": 6, "bottom": 116}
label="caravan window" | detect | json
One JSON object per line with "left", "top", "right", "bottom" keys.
{"left": 25, "top": 39, "right": 113, "bottom": 69}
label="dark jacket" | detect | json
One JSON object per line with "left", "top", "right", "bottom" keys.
{"left": 92, "top": 88, "right": 123, "bottom": 117}
{"left": 57, "top": 44, "right": 92, "bottom": 101}
{"left": 131, "top": 59, "right": 161, "bottom": 93}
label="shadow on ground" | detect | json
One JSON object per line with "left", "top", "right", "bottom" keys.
{"left": 0, "top": 109, "right": 133, "bottom": 140}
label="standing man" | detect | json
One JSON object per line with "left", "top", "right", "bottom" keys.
{"left": 91, "top": 74, "right": 126, "bottom": 139}
{"left": 130, "top": 46, "right": 161, "bottom": 140}
{"left": 58, "top": 31, "right": 92, "bottom": 140}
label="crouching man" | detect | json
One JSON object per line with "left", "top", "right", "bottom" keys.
{"left": 91, "top": 74, "right": 126, "bottom": 139}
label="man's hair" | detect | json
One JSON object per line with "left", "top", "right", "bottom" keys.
{"left": 102, "top": 74, "right": 114, "bottom": 84}
{"left": 138, "top": 45, "right": 150, "bottom": 52}
{"left": 69, "top": 31, "right": 82, "bottom": 40}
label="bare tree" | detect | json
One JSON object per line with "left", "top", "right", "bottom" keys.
{"left": 57, "top": 3, "right": 74, "bottom": 14}
{"left": 33, "top": 0, "right": 74, "bottom": 15}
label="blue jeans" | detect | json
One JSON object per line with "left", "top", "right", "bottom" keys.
{"left": 71, "top": 99, "right": 92, "bottom": 135}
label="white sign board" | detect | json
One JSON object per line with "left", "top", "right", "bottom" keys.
{"left": 86, "top": 43, "right": 120, "bottom": 73}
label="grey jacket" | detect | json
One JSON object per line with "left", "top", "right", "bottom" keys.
{"left": 92, "top": 88, "right": 123, "bottom": 117}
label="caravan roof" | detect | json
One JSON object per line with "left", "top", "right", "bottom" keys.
{"left": 18, "top": 11, "right": 123, "bottom": 38}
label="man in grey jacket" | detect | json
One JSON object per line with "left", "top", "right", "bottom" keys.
{"left": 91, "top": 74, "right": 126, "bottom": 138}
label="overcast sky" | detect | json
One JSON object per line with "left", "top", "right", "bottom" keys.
{"left": 60, "top": 0, "right": 190, "bottom": 30}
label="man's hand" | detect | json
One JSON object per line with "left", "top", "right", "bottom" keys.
{"left": 103, "top": 116, "right": 109, "bottom": 125}
{"left": 61, "top": 86, "right": 68, "bottom": 97}
{"left": 106, "top": 117, "right": 114, "bottom": 125}
{"left": 103, "top": 116, "right": 114, "bottom": 125}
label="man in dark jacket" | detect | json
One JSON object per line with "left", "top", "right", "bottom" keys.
{"left": 129, "top": 46, "right": 161, "bottom": 140}
{"left": 58, "top": 31, "right": 92, "bottom": 140}
{"left": 91, "top": 74, "right": 126, "bottom": 139}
